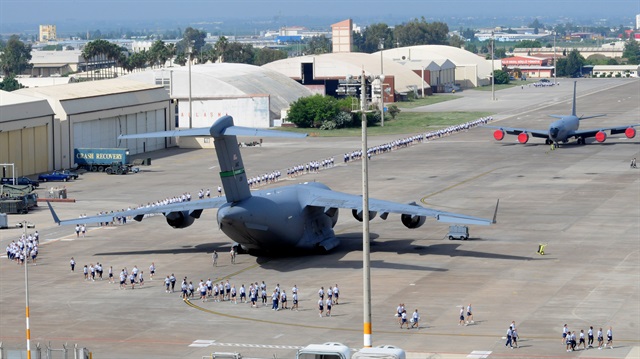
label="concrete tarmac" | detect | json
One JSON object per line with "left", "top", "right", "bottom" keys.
{"left": 1, "top": 78, "right": 638, "bottom": 359}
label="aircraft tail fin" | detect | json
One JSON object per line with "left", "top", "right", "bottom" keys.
{"left": 119, "top": 116, "right": 307, "bottom": 204}
{"left": 571, "top": 81, "right": 577, "bottom": 117}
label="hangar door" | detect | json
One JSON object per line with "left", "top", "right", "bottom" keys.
{"left": 0, "top": 126, "right": 48, "bottom": 177}
{"left": 73, "top": 109, "right": 166, "bottom": 155}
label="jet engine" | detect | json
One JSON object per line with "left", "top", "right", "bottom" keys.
{"left": 352, "top": 209, "right": 377, "bottom": 222}
{"left": 517, "top": 132, "right": 529, "bottom": 144}
{"left": 625, "top": 127, "right": 636, "bottom": 139}
{"left": 493, "top": 129, "right": 505, "bottom": 141}
{"left": 165, "top": 210, "right": 200, "bottom": 229}
{"left": 401, "top": 213, "right": 426, "bottom": 229}
{"left": 595, "top": 131, "right": 607, "bottom": 143}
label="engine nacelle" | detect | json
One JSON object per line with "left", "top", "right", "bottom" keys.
{"left": 165, "top": 211, "right": 196, "bottom": 229}
{"left": 401, "top": 213, "right": 426, "bottom": 229}
{"left": 595, "top": 130, "right": 607, "bottom": 143}
{"left": 625, "top": 127, "right": 636, "bottom": 139}
{"left": 352, "top": 209, "right": 377, "bottom": 222}
{"left": 517, "top": 132, "right": 529, "bottom": 144}
{"left": 493, "top": 129, "right": 505, "bottom": 141}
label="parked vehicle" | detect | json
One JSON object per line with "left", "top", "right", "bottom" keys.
{"left": 60, "top": 169, "right": 79, "bottom": 179}
{"left": 38, "top": 171, "right": 73, "bottom": 182}
{"left": 74, "top": 148, "right": 130, "bottom": 172}
{"left": 1, "top": 177, "right": 40, "bottom": 188}
{"left": 297, "top": 343, "right": 351, "bottom": 359}
{"left": 447, "top": 225, "right": 469, "bottom": 240}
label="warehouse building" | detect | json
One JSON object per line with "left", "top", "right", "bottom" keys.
{"left": 124, "top": 63, "right": 313, "bottom": 130}
{"left": 0, "top": 91, "right": 55, "bottom": 176}
{"left": 14, "top": 78, "right": 173, "bottom": 170}
{"left": 379, "top": 45, "right": 493, "bottom": 89}
{"left": 262, "top": 52, "right": 427, "bottom": 102}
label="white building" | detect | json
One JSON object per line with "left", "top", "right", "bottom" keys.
{"left": 14, "top": 79, "right": 173, "bottom": 169}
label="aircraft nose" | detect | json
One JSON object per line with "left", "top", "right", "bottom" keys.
{"left": 549, "top": 127, "right": 559, "bottom": 138}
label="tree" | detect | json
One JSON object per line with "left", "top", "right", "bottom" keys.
{"left": 460, "top": 28, "right": 476, "bottom": 41}
{"left": 622, "top": 38, "right": 639, "bottom": 64}
{"left": 0, "top": 35, "right": 33, "bottom": 77}
{"left": 0, "top": 75, "right": 23, "bottom": 91}
{"left": 528, "top": 19, "right": 544, "bottom": 34}
{"left": 448, "top": 34, "right": 465, "bottom": 48}
{"left": 253, "top": 48, "right": 287, "bottom": 66}
{"left": 359, "top": 23, "right": 394, "bottom": 53}
{"left": 306, "top": 35, "right": 331, "bottom": 55}
{"left": 564, "top": 49, "right": 585, "bottom": 77}
{"left": 514, "top": 40, "right": 542, "bottom": 49}
{"left": 286, "top": 94, "right": 340, "bottom": 128}
{"left": 394, "top": 18, "right": 448, "bottom": 47}
{"left": 465, "top": 43, "right": 478, "bottom": 54}
{"left": 493, "top": 69, "right": 510, "bottom": 85}
{"left": 214, "top": 36, "right": 229, "bottom": 62}
{"left": 148, "top": 40, "right": 169, "bottom": 68}
{"left": 179, "top": 27, "right": 207, "bottom": 58}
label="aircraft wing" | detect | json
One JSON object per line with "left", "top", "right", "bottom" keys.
{"left": 303, "top": 187, "right": 495, "bottom": 226}
{"left": 47, "top": 197, "right": 228, "bottom": 226}
{"left": 483, "top": 125, "right": 549, "bottom": 139}
{"left": 572, "top": 124, "right": 640, "bottom": 139}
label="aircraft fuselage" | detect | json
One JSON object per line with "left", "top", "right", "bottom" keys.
{"left": 217, "top": 182, "right": 340, "bottom": 254}
{"left": 548, "top": 116, "right": 579, "bottom": 143}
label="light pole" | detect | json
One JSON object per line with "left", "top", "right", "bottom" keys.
{"left": 22, "top": 220, "right": 32, "bottom": 359}
{"left": 360, "top": 71, "right": 372, "bottom": 348}
{"left": 187, "top": 45, "right": 193, "bottom": 129}
{"left": 379, "top": 75, "right": 385, "bottom": 128}
{"left": 553, "top": 31, "right": 557, "bottom": 85}
{"left": 379, "top": 39, "right": 384, "bottom": 127}
{"left": 491, "top": 31, "right": 495, "bottom": 101}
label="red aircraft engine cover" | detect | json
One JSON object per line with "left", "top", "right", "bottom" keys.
{"left": 493, "top": 129, "right": 505, "bottom": 141}
{"left": 625, "top": 127, "right": 636, "bottom": 139}
{"left": 517, "top": 132, "right": 529, "bottom": 144}
{"left": 595, "top": 131, "right": 607, "bottom": 142}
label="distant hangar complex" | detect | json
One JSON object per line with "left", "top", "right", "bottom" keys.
{"left": 1, "top": 45, "right": 493, "bottom": 177}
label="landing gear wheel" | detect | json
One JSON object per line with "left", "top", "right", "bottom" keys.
{"left": 545, "top": 139, "right": 552, "bottom": 145}
{"left": 449, "top": 236, "right": 454, "bottom": 240}
{"left": 577, "top": 138, "right": 585, "bottom": 145}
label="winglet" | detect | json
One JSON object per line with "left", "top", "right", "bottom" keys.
{"left": 492, "top": 199, "right": 500, "bottom": 224}
{"left": 46, "top": 201, "right": 61, "bottom": 225}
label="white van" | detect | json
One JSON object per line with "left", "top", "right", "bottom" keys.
{"left": 352, "top": 345, "right": 406, "bottom": 359}
{"left": 297, "top": 342, "right": 351, "bottom": 359}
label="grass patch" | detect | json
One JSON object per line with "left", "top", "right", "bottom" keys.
{"left": 395, "top": 94, "right": 462, "bottom": 109}
{"left": 471, "top": 79, "right": 535, "bottom": 92}
{"left": 278, "top": 111, "right": 493, "bottom": 137}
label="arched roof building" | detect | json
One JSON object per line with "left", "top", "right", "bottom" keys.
{"left": 378, "top": 45, "right": 493, "bottom": 89}
{"left": 263, "top": 52, "right": 428, "bottom": 101}
{"left": 124, "top": 63, "right": 313, "bottom": 128}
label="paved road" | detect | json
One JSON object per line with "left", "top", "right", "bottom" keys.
{"left": 1, "top": 78, "right": 638, "bottom": 359}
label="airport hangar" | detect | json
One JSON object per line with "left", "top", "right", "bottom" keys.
{"left": 122, "top": 63, "right": 313, "bottom": 147}
{"left": 1, "top": 63, "right": 313, "bottom": 175}
{"left": 0, "top": 91, "right": 55, "bottom": 177}
{"left": 6, "top": 79, "right": 173, "bottom": 173}
{"left": 262, "top": 45, "right": 494, "bottom": 99}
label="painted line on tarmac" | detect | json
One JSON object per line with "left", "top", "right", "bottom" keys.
{"left": 420, "top": 167, "right": 502, "bottom": 211}
{"left": 189, "top": 340, "right": 302, "bottom": 349}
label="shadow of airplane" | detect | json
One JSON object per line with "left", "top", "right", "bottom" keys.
{"left": 94, "top": 232, "right": 535, "bottom": 269}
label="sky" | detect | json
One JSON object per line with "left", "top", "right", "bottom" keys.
{"left": 1, "top": 0, "right": 639, "bottom": 32}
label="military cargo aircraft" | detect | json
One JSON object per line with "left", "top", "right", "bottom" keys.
{"left": 48, "top": 116, "right": 496, "bottom": 255}
{"left": 486, "top": 82, "right": 638, "bottom": 147}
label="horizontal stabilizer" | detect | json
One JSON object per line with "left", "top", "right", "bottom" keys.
{"left": 119, "top": 116, "right": 307, "bottom": 140}
{"left": 579, "top": 114, "right": 606, "bottom": 120}
{"left": 223, "top": 126, "right": 307, "bottom": 138}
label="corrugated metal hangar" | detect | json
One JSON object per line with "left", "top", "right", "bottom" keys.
{"left": 0, "top": 91, "right": 55, "bottom": 177}
{"left": 5, "top": 78, "right": 173, "bottom": 173}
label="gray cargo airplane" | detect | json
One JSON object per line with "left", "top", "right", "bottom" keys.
{"left": 487, "top": 82, "right": 638, "bottom": 147}
{"left": 48, "top": 116, "right": 496, "bottom": 254}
